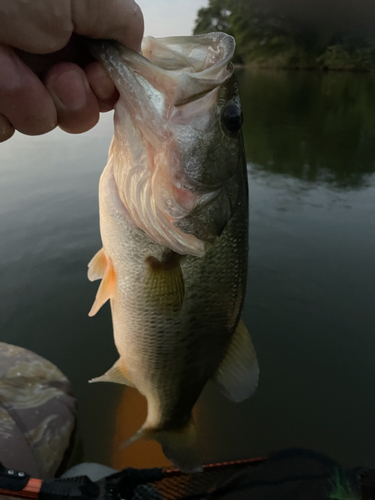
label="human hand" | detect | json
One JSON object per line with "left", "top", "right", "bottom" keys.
{"left": 0, "top": 0, "right": 144, "bottom": 142}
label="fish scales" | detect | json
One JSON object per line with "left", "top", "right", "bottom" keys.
{"left": 106, "top": 165, "right": 247, "bottom": 421}
{"left": 88, "top": 32, "right": 258, "bottom": 472}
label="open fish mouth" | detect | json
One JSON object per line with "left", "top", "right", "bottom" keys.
{"left": 91, "top": 32, "right": 235, "bottom": 106}
{"left": 90, "top": 33, "right": 238, "bottom": 257}
{"left": 140, "top": 33, "right": 235, "bottom": 106}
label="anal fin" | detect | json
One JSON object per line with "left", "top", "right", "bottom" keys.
{"left": 214, "top": 319, "right": 259, "bottom": 402}
{"left": 89, "top": 359, "right": 134, "bottom": 387}
{"left": 88, "top": 248, "right": 107, "bottom": 281}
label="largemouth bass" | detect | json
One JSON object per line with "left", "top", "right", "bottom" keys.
{"left": 88, "top": 32, "right": 258, "bottom": 472}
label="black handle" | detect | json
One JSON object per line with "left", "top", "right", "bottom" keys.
{"left": 0, "top": 462, "right": 30, "bottom": 492}
{"left": 39, "top": 476, "right": 100, "bottom": 500}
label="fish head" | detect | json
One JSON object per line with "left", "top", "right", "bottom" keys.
{"left": 92, "top": 33, "right": 245, "bottom": 256}
{"left": 172, "top": 78, "right": 243, "bottom": 187}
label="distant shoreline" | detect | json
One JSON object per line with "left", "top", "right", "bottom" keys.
{"left": 194, "top": 0, "right": 375, "bottom": 76}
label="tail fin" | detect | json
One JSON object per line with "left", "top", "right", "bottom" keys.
{"left": 122, "top": 417, "right": 202, "bottom": 473}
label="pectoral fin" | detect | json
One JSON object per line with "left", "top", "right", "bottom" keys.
{"left": 89, "top": 359, "right": 134, "bottom": 387}
{"left": 145, "top": 253, "right": 185, "bottom": 313}
{"left": 88, "top": 259, "right": 116, "bottom": 317}
{"left": 88, "top": 248, "right": 107, "bottom": 281}
{"left": 214, "top": 319, "right": 259, "bottom": 402}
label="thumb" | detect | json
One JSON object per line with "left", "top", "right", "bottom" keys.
{"left": 71, "top": 0, "right": 144, "bottom": 52}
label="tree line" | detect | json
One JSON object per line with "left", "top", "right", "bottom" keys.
{"left": 193, "top": 0, "right": 375, "bottom": 70}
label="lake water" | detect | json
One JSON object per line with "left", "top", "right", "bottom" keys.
{"left": 1, "top": 69, "right": 375, "bottom": 471}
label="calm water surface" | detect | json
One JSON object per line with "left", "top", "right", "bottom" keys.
{"left": 1, "top": 69, "right": 375, "bottom": 469}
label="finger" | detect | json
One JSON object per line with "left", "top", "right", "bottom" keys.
{"left": 15, "top": 34, "right": 94, "bottom": 80}
{"left": 85, "top": 61, "right": 119, "bottom": 112}
{"left": 0, "top": 114, "right": 15, "bottom": 142}
{"left": 0, "top": 45, "right": 57, "bottom": 136}
{"left": 0, "top": 0, "right": 72, "bottom": 54}
{"left": 45, "top": 62, "right": 100, "bottom": 134}
{"left": 72, "top": 0, "right": 144, "bottom": 52}
{"left": 0, "top": 0, "right": 143, "bottom": 56}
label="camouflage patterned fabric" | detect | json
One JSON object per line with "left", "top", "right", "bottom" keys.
{"left": 0, "top": 343, "right": 76, "bottom": 480}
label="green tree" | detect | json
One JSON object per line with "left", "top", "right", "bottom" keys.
{"left": 193, "top": 0, "right": 375, "bottom": 70}
{"left": 194, "top": 0, "right": 232, "bottom": 35}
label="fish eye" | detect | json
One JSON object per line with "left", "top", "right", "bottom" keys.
{"left": 221, "top": 103, "right": 243, "bottom": 135}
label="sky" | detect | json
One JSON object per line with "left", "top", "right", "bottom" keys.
{"left": 137, "top": 0, "right": 208, "bottom": 37}
{"left": 137, "top": 0, "right": 375, "bottom": 38}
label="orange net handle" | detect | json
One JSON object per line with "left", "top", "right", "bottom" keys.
{"left": 0, "top": 478, "right": 42, "bottom": 499}
{"left": 163, "top": 456, "right": 268, "bottom": 477}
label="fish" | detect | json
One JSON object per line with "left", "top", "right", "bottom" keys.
{"left": 87, "top": 32, "right": 259, "bottom": 473}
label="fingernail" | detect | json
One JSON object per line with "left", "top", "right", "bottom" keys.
{"left": 50, "top": 70, "right": 87, "bottom": 110}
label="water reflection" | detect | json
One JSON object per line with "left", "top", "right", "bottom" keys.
{"left": 237, "top": 70, "right": 375, "bottom": 189}
{"left": 0, "top": 69, "right": 374, "bottom": 470}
